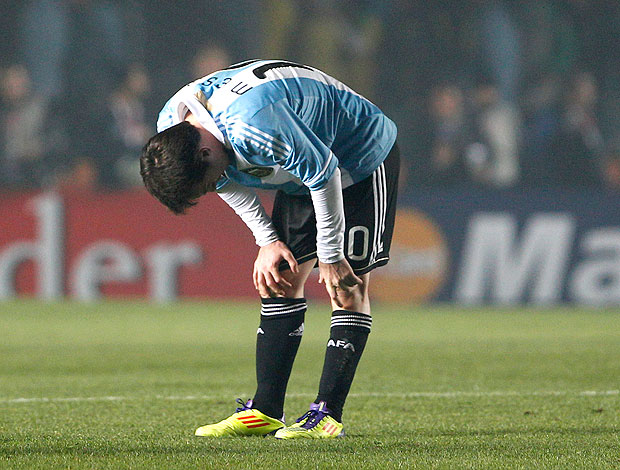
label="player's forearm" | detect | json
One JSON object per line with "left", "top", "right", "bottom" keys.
{"left": 217, "top": 182, "right": 280, "bottom": 247}
{"left": 310, "top": 167, "right": 345, "bottom": 263}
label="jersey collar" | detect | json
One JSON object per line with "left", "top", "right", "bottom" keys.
{"left": 178, "top": 91, "right": 225, "bottom": 145}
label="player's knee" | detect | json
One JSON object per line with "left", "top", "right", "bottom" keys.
{"left": 259, "top": 284, "right": 304, "bottom": 299}
{"left": 336, "top": 282, "right": 369, "bottom": 311}
{"left": 280, "top": 277, "right": 306, "bottom": 298}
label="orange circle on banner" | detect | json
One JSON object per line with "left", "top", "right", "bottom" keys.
{"left": 373, "top": 209, "right": 448, "bottom": 303}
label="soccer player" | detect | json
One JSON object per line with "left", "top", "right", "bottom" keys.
{"left": 140, "top": 60, "right": 398, "bottom": 439}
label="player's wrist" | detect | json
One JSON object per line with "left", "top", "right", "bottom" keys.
{"left": 318, "top": 252, "right": 345, "bottom": 264}
{"left": 256, "top": 232, "right": 280, "bottom": 247}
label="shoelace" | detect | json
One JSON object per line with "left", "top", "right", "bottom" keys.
{"left": 298, "top": 402, "right": 331, "bottom": 429}
{"left": 235, "top": 398, "right": 253, "bottom": 412}
{"left": 234, "top": 398, "right": 286, "bottom": 423}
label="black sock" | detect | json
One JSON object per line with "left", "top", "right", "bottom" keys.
{"left": 252, "top": 297, "right": 306, "bottom": 419}
{"left": 315, "top": 310, "right": 372, "bottom": 422}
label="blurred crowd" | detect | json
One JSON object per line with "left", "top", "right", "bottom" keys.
{"left": 1, "top": 0, "right": 618, "bottom": 192}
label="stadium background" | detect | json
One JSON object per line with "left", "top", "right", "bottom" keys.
{"left": 1, "top": 0, "right": 619, "bottom": 306}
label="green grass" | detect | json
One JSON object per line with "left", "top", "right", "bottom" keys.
{"left": 1, "top": 300, "right": 619, "bottom": 469}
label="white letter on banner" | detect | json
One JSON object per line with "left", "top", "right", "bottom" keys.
{"left": 71, "top": 242, "right": 142, "bottom": 301}
{"left": 456, "top": 213, "right": 574, "bottom": 304}
{"left": 144, "top": 243, "right": 202, "bottom": 302}
{"left": 571, "top": 229, "right": 620, "bottom": 305}
{"left": 0, "top": 194, "right": 64, "bottom": 299}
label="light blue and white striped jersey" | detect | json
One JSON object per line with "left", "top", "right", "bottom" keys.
{"left": 157, "top": 60, "right": 397, "bottom": 195}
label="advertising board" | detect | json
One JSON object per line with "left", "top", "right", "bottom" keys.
{"left": 2, "top": 189, "right": 619, "bottom": 305}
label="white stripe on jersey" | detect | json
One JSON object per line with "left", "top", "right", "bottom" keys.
{"left": 239, "top": 125, "right": 292, "bottom": 160}
{"left": 240, "top": 122, "right": 292, "bottom": 155}
{"left": 239, "top": 134, "right": 282, "bottom": 159}
{"left": 227, "top": 118, "right": 291, "bottom": 161}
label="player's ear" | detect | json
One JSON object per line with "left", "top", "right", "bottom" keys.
{"left": 199, "top": 148, "right": 211, "bottom": 160}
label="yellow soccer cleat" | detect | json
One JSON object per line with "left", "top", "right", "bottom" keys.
{"left": 274, "top": 402, "right": 344, "bottom": 439}
{"left": 195, "top": 399, "right": 284, "bottom": 437}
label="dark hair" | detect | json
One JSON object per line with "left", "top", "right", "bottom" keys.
{"left": 140, "top": 121, "right": 207, "bottom": 214}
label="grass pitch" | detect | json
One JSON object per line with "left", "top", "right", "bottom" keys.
{"left": 1, "top": 300, "right": 619, "bottom": 469}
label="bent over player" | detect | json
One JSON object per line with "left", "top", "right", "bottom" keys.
{"left": 140, "top": 60, "right": 399, "bottom": 439}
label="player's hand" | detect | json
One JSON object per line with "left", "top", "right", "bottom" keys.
{"left": 253, "top": 241, "right": 299, "bottom": 297}
{"left": 318, "top": 258, "right": 362, "bottom": 307}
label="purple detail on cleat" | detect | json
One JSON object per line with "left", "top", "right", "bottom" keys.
{"left": 298, "top": 401, "right": 333, "bottom": 429}
{"left": 235, "top": 398, "right": 284, "bottom": 423}
{"left": 293, "top": 402, "right": 319, "bottom": 424}
{"left": 235, "top": 398, "right": 254, "bottom": 412}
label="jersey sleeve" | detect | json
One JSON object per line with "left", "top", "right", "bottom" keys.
{"left": 309, "top": 168, "right": 345, "bottom": 263}
{"left": 217, "top": 181, "right": 279, "bottom": 247}
{"left": 228, "top": 101, "right": 339, "bottom": 190}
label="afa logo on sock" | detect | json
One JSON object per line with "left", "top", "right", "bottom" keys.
{"left": 327, "top": 339, "right": 355, "bottom": 352}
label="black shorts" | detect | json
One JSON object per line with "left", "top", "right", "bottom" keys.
{"left": 272, "top": 143, "right": 400, "bottom": 275}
